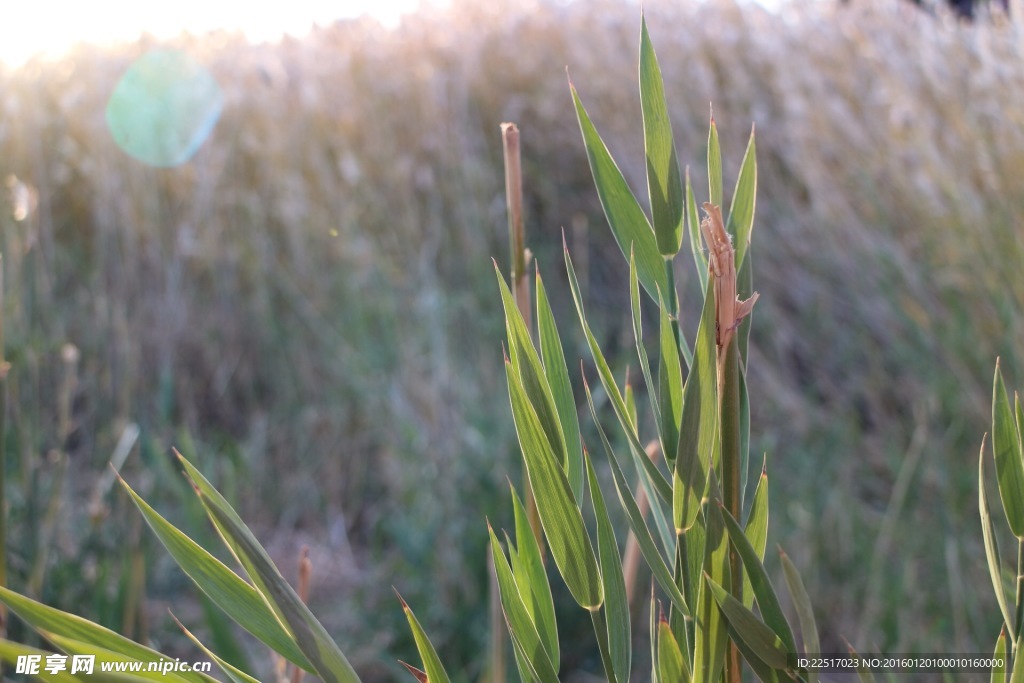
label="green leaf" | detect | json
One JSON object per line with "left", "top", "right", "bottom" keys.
{"left": 1011, "top": 634, "right": 1024, "bottom": 683}
{"left": 488, "top": 526, "right": 560, "bottom": 683}
{"left": 993, "top": 363, "right": 1024, "bottom": 538}
{"left": 639, "top": 15, "right": 683, "bottom": 256}
{"left": 993, "top": 626, "right": 1007, "bottom": 683}
{"left": 649, "top": 588, "right": 660, "bottom": 683}
{"left": 536, "top": 270, "right": 585, "bottom": 503}
{"left": 686, "top": 168, "right": 708, "bottom": 295}
{"left": 497, "top": 266, "right": 571, "bottom": 500}
{"left": 505, "top": 361, "right": 603, "bottom": 609}
{"left": 565, "top": 247, "right": 674, "bottom": 540}
{"left": 119, "top": 478, "right": 311, "bottom": 671}
{"left": 705, "top": 575, "right": 789, "bottom": 670}
{"left": 510, "top": 485, "right": 559, "bottom": 666}
{"left": 682, "top": 523, "right": 705, "bottom": 626}
{"left": 177, "top": 455, "right": 361, "bottom": 683}
{"left": 719, "top": 504, "right": 796, "bottom": 655}
{"left": 742, "top": 459, "right": 770, "bottom": 609}
{"left": 656, "top": 619, "right": 690, "bottom": 683}
{"left": 586, "top": 455, "right": 631, "bottom": 682}
{"left": 175, "top": 618, "right": 262, "bottom": 683}
{"left": 780, "top": 548, "right": 820, "bottom": 683}
{"left": 396, "top": 591, "right": 452, "bottom": 683}
{"left": 0, "top": 587, "right": 210, "bottom": 683}
{"left": 980, "top": 436, "right": 1014, "bottom": 636}
{"left": 708, "top": 116, "right": 722, "bottom": 210}
{"left": 658, "top": 288, "right": 683, "bottom": 468}
{"left": 674, "top": 276, "right": 718, "bottom": 532}
{"left": 570, "top": 82, "right": 668, "bottom": 301}
{"left": 844, "top": 642, "right": 877, "bottom": 683}
{"left": 693, "top": 491, "right": 729, "bottom": 683}
{"left": 726, "top": 126, "right": 756, "bottom": 270}
{"left": 583, "top": 377, "right": 688, "bottom": 616}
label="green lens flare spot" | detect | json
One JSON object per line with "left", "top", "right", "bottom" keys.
{"left": 105, "top": 49, "right": 222, "bottom": 167}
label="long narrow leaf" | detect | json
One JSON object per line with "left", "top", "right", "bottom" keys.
{"left": 993, "top": 363, "right": 1024, "bottom": 538}
{"left": 693, "top": 489, "right": 729, "bottom": 683}
{"left": 656, "top": 619, "right": 689, "bottom": 683}
{"left": 726, "top": 126, "right": 757, "bottom": 270}
{"left": 719, "top": 504, "right": 796, "bottom": 655}
{"left": 510, "top": 485, "right": 559, "bottom": 666}
{"left": 488, "top": 526, "right": 560, "bottom": 683}
{"left": 657, "top": 288, "right": 683, "bottom": 468}
{"left": 993, "top": 626, "right": 1007, "bottom": 683}
{"left": 178, "top": 455, "right": 360, "bottom": 683}
{"left": 570, "top": 82, "right": 668, "bottom": 301}
{"left": 396, "top": 591, "right": 452, "bottom": 683}
{"left": 497, "top": 266, "right": 570, "bottom": 497}
{"left": 584, "top": 377, "right": 688, "bottom": 616}
{"left": 639, "top": 14, "right": 683, "bottom": 256}
{"left": 506, "top": 361, "right": 603, "bottom": 609}
{"left": 980, "top": 435, "right": 1013, "bottom": 635}
{"left": 46, "top": 634, "right": 215, "bottom": 683}
{"left": 0, "top": 639, "right": 87, "bottom": 682}
{"left": 565, "top": 245, "right": 674, "bottom": 530}
{"left": 686, "top": 169, "right": 708, "bottom": 295}
{"left": 708, "top": 117, "right": 722, "bottom": 210}
{"left": 674, "top": 277, "right": 718, "bottom": 532}
{"left": 120, "top": 478, "right": 310, "bottom": 670}
{"left": 176, "top": 617, "right": 262, "bottom": 683}
{"left": 536, "top": 271, "right": 584, "bottom": 503}
{"left": 742, "top": 459, "right": 770, "bottom": 609}
{"left": 0, "top": 587, "right": 210, "bottom": 683}
{"left": 586, "top": 454, "right": 631, "bottom": 682}
{"left": 780, "top": 548, "right": 820, "bottom": 683}
{"left": 705, "top": 575, "right": 789, "bottom": 670}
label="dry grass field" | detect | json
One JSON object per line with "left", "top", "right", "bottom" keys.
{"left": 1, "top": 0, "right": 1022, "bottom": 677}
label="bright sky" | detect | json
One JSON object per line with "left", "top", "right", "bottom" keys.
{"left": 1, "top": 0, "right": 442, "bottom": 68}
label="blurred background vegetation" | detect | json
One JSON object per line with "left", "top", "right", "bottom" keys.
{"left": 0, "top": 0, "right": 1022, "bottom": 679}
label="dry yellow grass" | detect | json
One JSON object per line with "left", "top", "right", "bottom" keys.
{"left": 0, "top": 0, "right": 1022, "bottom": 674}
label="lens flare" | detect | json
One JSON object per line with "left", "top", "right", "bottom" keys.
{"left": 105, "top": 49, "right": 222, "bottom": 167}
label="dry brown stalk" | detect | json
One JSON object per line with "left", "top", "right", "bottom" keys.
{"left": 699, "top": 203, "right": 758, "bottom": 352}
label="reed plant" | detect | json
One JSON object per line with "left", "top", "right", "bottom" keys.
{"left": 0, "top": 13, "right": 833, "bottom": 683}
{"left": 0, "top": 0, "right": 1022, "bottom": 675}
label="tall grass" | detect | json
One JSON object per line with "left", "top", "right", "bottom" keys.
{"left": 0, "top": 0, "right": 1021, "bottom": 672}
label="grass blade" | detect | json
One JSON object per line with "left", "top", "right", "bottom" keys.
{"left": 657, "top": 618, "right": 690, "bottom": 683}
{"left": 708, "top": 116, "right": 722, "bottom": 210}
{"left": 726, "top": 126, "right": 756, "bottom": 271}
{"left": 674, "top": 277, "right": 718, "bottom": 532}
{"left": 0, "top": 587, "right": 210, "bottom": 683}
{"left": 780, "top": 548, "right": 820, "bottom": 683}
{"left": 119, "top": 477, "right": 311, "bottom": 670}
{"left": 536, "top": 271, "right": 584, "bottom": 503}
{"left": 505, "top": 361, "right": 603, "bottom": 610}
{"left": 743, "top": 459, "right": 769, "bottom": 608}
{"left": 487, "top": 525, "right": 560, "bottom": 683}
{"left": 705, "top": 574, "right": 788, "bottom": 670}
{"left": 175, "top": 617, "right": 262, "bottom": 683}
{"left": 565, "top": 245, "right": 674, "bottom": 541}
{"left": 178, "top": 455, "right": 361, "bottom": 683}
{"left": 993, "top": 362, "right": 1024, "bottom": 538}
{"left": 570, "top": 82, "right": 668, "bottom": 302}
{"left": 586, "top": 454, "right": 631, "bottom": 682}
{"left": 584, "top": 377, "right": 688, "bottom": 616}
{"left": 509, "top": 485, "right": 558, "bottom": 666}
{"left": 46, "top": 634, "right": 215, "bottom": 683}
{"left": 993, "top": 626, "right": 1007, "bottom": 683}
{"left": 693, "top": 490, "right": 729, "bottom": 683}
{"left": 718, "top": 504, "right": 796, "bottom": 655}
{"left": 657, "top": 287, "right": 683, "bottom": 468}
{"left": 980, "top": 435, "right": 1013, "bottom": 635}
{"left": 396, "top": 590, "right": 452, "bottom": 683}
{"left": 0, "top": 639, "right": 90, "bottom": 682}
{"left": 497, "top": 266, "right": 570, "bottom": 501}
{"left": 639, "top": 14, "right": 683, "bottom": 257}
{"left": 686, "top": 168, "right": 708, "bottom": 295}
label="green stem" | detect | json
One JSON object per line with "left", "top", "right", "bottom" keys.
{"left": 1016, "top": 540, "right": 1023, "bottom": 644}
{"left": 590, "top": 608, "right": 618, "bottom": 683}
{"left": 719, "top": 338, "right": 743, "bottom": 683}
{"left": 0, "top": 254, "right": 7, "bottom": 662}
{"left": 664, "top": 258, "right": 691, "bottom": 368}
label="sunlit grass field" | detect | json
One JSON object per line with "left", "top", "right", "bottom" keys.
{"left": 1, "top": 0, "right": 1022, "bottom": 677}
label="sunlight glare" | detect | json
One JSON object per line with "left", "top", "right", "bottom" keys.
{"left": 2, "top": 0, "right": 437, "bottom": 68}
